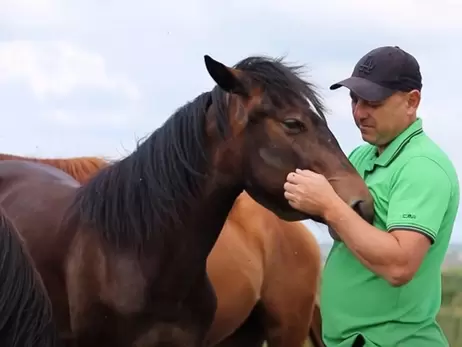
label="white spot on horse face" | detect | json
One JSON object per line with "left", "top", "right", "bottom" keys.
{"left": 306, "top": 97, "right": 323, "bottom": 120}
{"left": 259, "top": 147, "right": 285, "bottom": 170}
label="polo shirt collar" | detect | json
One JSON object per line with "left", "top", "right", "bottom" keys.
{"left": 369, "top": 118, "right": 424, "bottom": 169}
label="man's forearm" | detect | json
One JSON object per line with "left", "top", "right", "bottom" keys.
{"left": 323, "top": 197, "right": 408, "bottom": 283}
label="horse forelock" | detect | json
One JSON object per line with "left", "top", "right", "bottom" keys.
{"left": 233, "top": 55, "right": 327, "bottom": 122}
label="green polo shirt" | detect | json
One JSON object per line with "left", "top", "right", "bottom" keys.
{"left": 320, "top": 118, "right": 460, "bottom": 347}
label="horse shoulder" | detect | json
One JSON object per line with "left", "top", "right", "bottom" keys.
{"left": 66, "top": 229, "right": 147, "bottom": 318}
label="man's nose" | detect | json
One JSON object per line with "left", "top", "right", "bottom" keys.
{"left": 353, "top": 103, "right": 368, "bottom": 121}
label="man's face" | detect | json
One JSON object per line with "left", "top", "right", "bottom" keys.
{"left": 350, "top": 90, "right": 421, "bottom": 149}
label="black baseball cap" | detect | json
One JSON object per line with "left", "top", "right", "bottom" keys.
{"left": 330, "top": 46, "right": 423, "bottom": 102}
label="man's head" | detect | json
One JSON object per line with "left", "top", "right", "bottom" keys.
{"left": 330, "top": 46, "right": 422, "bottom": 150}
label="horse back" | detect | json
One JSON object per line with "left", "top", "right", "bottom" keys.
{"left": 0, "top": 159, "right": 81, "bottom": 185}
{"left": 0, "top": 159, "right": 81, "bottom": 335}
{"left": 0, "top": 159, "right": 82, "bottom": 270}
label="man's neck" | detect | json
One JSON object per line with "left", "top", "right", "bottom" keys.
{"left": 375, "top": 116, "right": 417, "bottom": 156}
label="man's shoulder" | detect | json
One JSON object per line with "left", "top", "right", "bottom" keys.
{"left": 390, "top": 132, "right": 460, "bottom": 219}
{"left": 398, "top": 132, "right": 458, "bottom": 186}
{"left": 348, "top": 143, "right": 375, "bottom": 163}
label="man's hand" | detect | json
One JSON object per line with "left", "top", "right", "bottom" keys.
{"left": 283, "top": 168, "right": 340, "bottom": 218}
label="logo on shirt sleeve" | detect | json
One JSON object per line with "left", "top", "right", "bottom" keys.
{"left": 402, "top": 213, "right": 416, "bottom": 219}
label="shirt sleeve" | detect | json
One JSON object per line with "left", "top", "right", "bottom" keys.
{"left": 386, "top": 156, "right": 452, "bottom": 243}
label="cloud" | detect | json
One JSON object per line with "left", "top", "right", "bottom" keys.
{"left": 0, "top": 0, "right": 63, "bottom": 29}
{"left": 0, "top": 41, "right": 140, "bottom": 101}
{"left": 223, "top": 0, "right": 462, "bottom": 35}
{"left": 0, "top": 0, "right": 460, "bottom": 243}
{"left": 0, "top": 40, "right": 141, "bottom": 127}
{"left": 43, "top": 109, "right": 132, "bottom": 128}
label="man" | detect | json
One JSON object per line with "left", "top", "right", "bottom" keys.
{"left": 283, "top": 46, "right": 460, "bottom": 347}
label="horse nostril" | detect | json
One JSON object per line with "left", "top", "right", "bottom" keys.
{"left": 351, "top": 200, "right": 363, "bottom": 215}
{"left": 350, "top": 200, "right": 372, "bottom": 223}
{"left": 350, "top": 199, "right": 374, "bottom": 224}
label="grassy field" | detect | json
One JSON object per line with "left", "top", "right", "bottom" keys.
{"left": 438, "top": 269, "right": 462, "bottom": 346}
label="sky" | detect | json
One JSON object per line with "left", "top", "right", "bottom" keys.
{"left": 0, "top": 0, "right": 461, "bottom": 244}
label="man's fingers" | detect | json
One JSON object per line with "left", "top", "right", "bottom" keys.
{"left": 286, "top": 172, "right": 296, "bottom": 183}
{"left": 284, "top": 191, "right": 295, "bottom": 200}
{"left": 287, "top": 199, "right": 299, "bottom": 209}
{"left": 295, "top": 168, "right": 317, "bottom": 177}
{"left": 286, "top": 172, "right": 306, "bottom": 184}
{"left": 283, "top": 182, "right": 298, "bottom": 194}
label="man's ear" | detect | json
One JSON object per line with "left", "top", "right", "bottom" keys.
{"left": 406, "top": 89, "right": 421, "bottom": 114}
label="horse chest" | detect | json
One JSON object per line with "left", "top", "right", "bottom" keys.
{"left": 133, "top": 323, "right": 199, "bottom": 347}
{"left": 102, "top": 253, "right": 149, "bottom": 315}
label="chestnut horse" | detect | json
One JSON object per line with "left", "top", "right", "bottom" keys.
{"left": 0, "top": 206, "right": 62, "bottom": 347}
{"left": 0, "top": 152, "right": 325, "bottom": 347}
{"left": 0, "top": 55, "right": 374, "bottom": 346}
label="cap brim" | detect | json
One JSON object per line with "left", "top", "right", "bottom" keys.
{"left": 329, "top": 77, "right": 394, "bottom": 102}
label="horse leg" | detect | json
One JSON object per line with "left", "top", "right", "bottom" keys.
{"left": 66, "top": 283, "right": 117, "bottom": 346}
{"left": 216, "top": 298, "right": 323, "bottom": 347}
{"left": 260, "top": 289, "right": 317, "bottom": 347}
{"left": 308, "top": 302, "right": 325, "bottom": 347}
{"left": 259, "top": 221, "right": 322, "bottom": 347}
{"left": 214, "top": 304, "right": 266, "bottom": 347}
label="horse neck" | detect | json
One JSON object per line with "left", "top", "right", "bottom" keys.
{"left": 125, "top": 145, "right": 245, "bottom": 258}
{"left": 74, "top": 91, "right": 245, "bottom": 266}
{"left": 182, "top": 178, "right": 243, "bottom": 259}
{"left": 142, "top": 166, "right": 244, "bottom": 292}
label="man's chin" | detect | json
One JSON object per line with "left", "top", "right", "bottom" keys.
{"left": 360, "top": 134, "right": 377, "bottom": 145}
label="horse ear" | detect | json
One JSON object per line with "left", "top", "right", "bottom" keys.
{"left": 204, "top": 55, "right": 248, "bottom": 97}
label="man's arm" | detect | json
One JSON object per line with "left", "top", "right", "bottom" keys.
{"left": 323, "top": 156, "right": 452, "bottom": 286}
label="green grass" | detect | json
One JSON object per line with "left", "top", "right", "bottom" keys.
{"left": 438, "top": 269, "right": 462, "bottom": 346}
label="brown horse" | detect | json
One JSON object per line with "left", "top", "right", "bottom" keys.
{"left": 0, "top": 152, "right": 325, "bottom": 347}
{"left": 0, "top": 205, "right": 62, "bottom": 347}
{"left": 308, "top": 300, "right": 323, "bottom": 346}
{"left": 0, "top": 153, "right": 113, "bottom": 182}
{"left": 207, "top": 193, "right": 323, "bottom": 347}
{"left": 0, "top": 55, "right": 373, "bottom": 346}
{"left": 0, "top": 153, "right": 323, "bottom": 347}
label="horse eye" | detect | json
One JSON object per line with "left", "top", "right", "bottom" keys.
{"left": 282, "top": 119, "right": 306, "bottom": 133}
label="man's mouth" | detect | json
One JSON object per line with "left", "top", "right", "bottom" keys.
{"left": 360, "top": 124, "right": 374, "bottom": 130}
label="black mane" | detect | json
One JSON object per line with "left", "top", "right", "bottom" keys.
{"left": 72, "top": 90, "right": 224, "bottom": 250}
{"left": 0, "top": 209, "right": 61, "bottom": 347}
{"left": 72, "top": 55, "right": 326, "bottom": 251}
